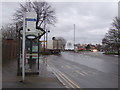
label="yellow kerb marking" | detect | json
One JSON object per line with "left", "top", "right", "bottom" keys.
{"left": 49, "top": 62, "right": 82, "bottom": 90}
{"left": 58, "top": 73, "right": 75, "bottom": 88}
{"left": 59, "top": 71, "right": 81, "bottom": 89}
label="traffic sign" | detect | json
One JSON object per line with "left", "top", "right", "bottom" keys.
{"left": 25, "top": 18, "right": 36, "bottom": 21}
{"left": 25, "top": 12, "right": 45, "bottom": 36}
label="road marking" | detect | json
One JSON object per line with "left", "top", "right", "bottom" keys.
{"left": 47, "top": 65, "right": 68, "bottom": 88}
{"left": 51, "top": 65, "right": 74, "bottom": 88}
{"left": 76, "top": 71, "right": 85, "bottom": 76}
{"left": 48, "top": 62, "right": 82, "bottom": 89}
{"left": 81, "top": 71, "right": 88, "bottom": 75}
{"left": 59, "top": 71, "right": 81, "bottom": 89}
{"left": 58, "top": 73, "right": 75, "bottom": 88}
{"left": 50, "top": 65, "right": 73, "bottom": 88}
{"left": 65, "top": 65, "right": 71, "bottom": 69}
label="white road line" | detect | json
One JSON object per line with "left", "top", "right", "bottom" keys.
{"left": 75, "top": 71, "right": 85, "bottom": 76}
{"left": 81, "top": 71, "right": 88, "bottom": 75}
{"left": 65, "top": 65, "right": 71, "bottom": 69}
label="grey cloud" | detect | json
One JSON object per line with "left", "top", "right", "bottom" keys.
{"left": 1, "top": 2, "right": 118, "bottom": 45}
{"left": 49, "top": 2, "right": 117, "bottom": 45}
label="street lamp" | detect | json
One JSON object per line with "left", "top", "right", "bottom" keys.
{"left": 74, "top": 24, "right": 75, "bottom": 52}
{"left": 46, "top": 29, "right": 50, "bottom": 49}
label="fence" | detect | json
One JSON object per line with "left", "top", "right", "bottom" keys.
{"left": 2, "top": 39, "right": 18, "bottom": 64}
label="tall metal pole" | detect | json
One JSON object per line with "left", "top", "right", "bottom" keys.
{"left": 74, "top": 24, "right": 75, "bottom": 51}
{"left": 118, "top": 1, "right": 120, "bottom": 19}
{"left": 22, "top": 13, "right": 26, "bottom": 81}
{"left": 118, "top": 1, "right": 120, "bottom": 55}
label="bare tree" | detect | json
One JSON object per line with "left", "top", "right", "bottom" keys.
{"left": 102, "top": 17, "right": 120, "bottom": 54}
{"left": 2, "top": 24, "right": 16, "bottom": 40}
{"left": 13, "top": 1, "right": 56, "bottom": 28}
{"left": 112, "top": 17, "right": 120, "bottom": 44}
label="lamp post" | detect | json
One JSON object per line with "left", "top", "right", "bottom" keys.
{"left": 118, "top": 1, "right": 120, "bottom": 55}
{"left": 46, "top": 29, "right": 50, "bottom": 49}
{"left": 74, "top": 24, "right": 75, "bottom": 52}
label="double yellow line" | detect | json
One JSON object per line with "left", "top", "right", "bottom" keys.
{"left": 48, "top": 63, "right": 83, "bottom": 90}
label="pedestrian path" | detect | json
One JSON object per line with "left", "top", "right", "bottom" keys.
{"left": 2, "top": 58, "right": 65, "bottom": 88}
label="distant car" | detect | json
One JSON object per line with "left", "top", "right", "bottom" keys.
{"left": 91, "top": 49, "right": 98, "bottom": 52}
{"left": 79, "top": 48, "right": 85, "bottom": 51}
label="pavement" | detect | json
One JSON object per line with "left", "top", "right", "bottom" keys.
{"left": 2, "top": 57, "right": 65, "bottom": 88}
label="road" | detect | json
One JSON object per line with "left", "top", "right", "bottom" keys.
{"left": 46, "top": 51, "right": 118, "bottom": 88}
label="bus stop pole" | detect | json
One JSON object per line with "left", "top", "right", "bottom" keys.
{"left": 22, "top": 13, "right": 26, "bottom": 81}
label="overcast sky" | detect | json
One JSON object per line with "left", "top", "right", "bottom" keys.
{"left": 1, "top": 1, "right": 118, "bottom": 48}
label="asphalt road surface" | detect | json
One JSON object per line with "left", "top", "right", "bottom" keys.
{"left": 46, "top": 51, "right": 118, "bottom": 88}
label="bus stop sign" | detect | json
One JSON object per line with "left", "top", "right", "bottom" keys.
{"left": 26, "top": 12, "right": 37, "bottom": 33}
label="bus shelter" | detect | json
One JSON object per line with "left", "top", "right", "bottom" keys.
{"left": 17, "top": 12, "right": 45, "bottom": 76}
{"left": 17, "top": 27, "right": 45, "bottom": 76}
